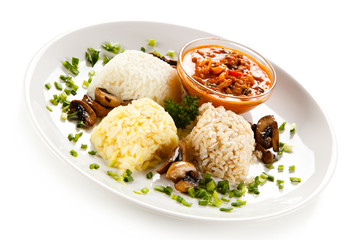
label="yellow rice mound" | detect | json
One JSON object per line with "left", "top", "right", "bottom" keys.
{"left": 90, "top": 98, "right": 179, "bottom": 172}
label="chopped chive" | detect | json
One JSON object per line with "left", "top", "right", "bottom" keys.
{"left": 101, "top": 42, "right": 121, "bottom": 54}
{"left": 49, "top": 99, "right": 58, "bottom": 106}
{"left": 89, "top": 70, "right": 95, "bottom": 76}
{"left": 279, "top": 122, "right": 286, "bottom": 131}
{"left": 46, "top": 105, "right": 53, "bottom": 112}
{"left": 277, "top": 179, "right": 284, "bottom": 189}
{"left": 231, "top": 201, "right": 245, "bottom": 207}
{"left": 154, "top": 185, "right": 165, "bottom": 192}
{"left": 88, "top": 150, "right": 97, "bottom": 155}
{"left": 289, "top": 165, "right": 296, "bottom": 172}
{"left": 82, "top": 80, "right": 89, "bottom": 88}
{"left": 166, "top": 50, "right": 175, "bottom": 58}
{"left": 60, "top": 112, "right": 67, "bottom": 120}
{"left": 206, "top": 180, "right": 216, "bottom": 192}
{"left": 140, "top": 47, "right": 146, "bottom": 52}
{"left": 210, "top": 199, "right": 223, "bottom": 207}
{"left": 221, "top": 197, "right": 230, "bottom": 202}
{"left": 181, "top": 199, "right": 193, "bottom": 207}
{"left": 62, "top": 59, "right": 79, "bottom": 76}
{"left": 265, "top": 164, "right": 274, "bottom": 169}
{"left": 81, "top": 144, "right": 88, "bottom": 149}
{"left": 54, "top": 81, "right": 62, "bottom": 90}
{"left": 219, "top": 207, "right": 233, "bottom": 212}
{"left": 141, "top": 187, "right": 149, "bottom": 194}
{"left": 283, "top": 143, "right": 294, "bottom": 153}
{"left": 188, "top": 187, "right": 196, "bottom": 198}
{"left": 67, "top": 134, "right": 74, "bottom": 141}
{"left": 76, "top": 121, "right": 84, "bottom": 128}
{"left": 148, "top": 39, "right": 156, "bottom": 47}
{"left": 85, "top": 48, "right": 100, "bottom": 67}
{"left": 198, "top": 199, "right": 208, "bottom": 206}
{"left": 176, "top": 195, "right": 183, "bottom": 203}
{"left": 89, "top": 163, "right": 99, "bottom": 169}
{"left": 290, "top": 123, "right": 296, "bottom": 133}
{"left": 133, "top": 190, "right": 142, "bottom": 195}
{"left": 103, "top": 56, "right": 112, "bottom": 64}
{"left": 73, "top": 132, "right": 83, "bottom": 142}
{"left": 278, "top": 165, "right": 284, "bottom": 171}
{"left": 290, "top": 177, "right": 301, "bottom": 183}
{"left": 146, "top": 171, "right": 153, "bottom": 179}
{"left": 164, "top": 186, "right": 173, "bottom": 196}
{"left": 70, "top": 150, "right": 78, "bottom": 157}
{"left": 45, "top": 83, "right": 52, "bottom": 90}
{"left": 123, "top": 175, "right": 134, "bottom": 182}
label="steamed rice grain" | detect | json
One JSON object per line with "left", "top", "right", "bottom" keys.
{"left": 87, "top": 50, "right": 183, "bottom": 105}
{"left": 186, "top": 103, "right": 255, "bottom": 182}
{"left": 90, "top": 98, "right": 179, "bottom": 173}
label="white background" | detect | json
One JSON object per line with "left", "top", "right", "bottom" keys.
{"left": 2, "top": 0, "right": 359, "bottom": 239}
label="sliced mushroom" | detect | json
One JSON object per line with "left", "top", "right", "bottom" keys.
{"left": 82, "top": 95, "right": 112, "bottom": 118}
{"left": 94, "top": 88, "right": 129, "bottom": 108}
{"left": 255, "top": 143, "right": 274, "bottom": 164}
{"left": 156, "top": 139, "right": 187, "bottom": 174}
{"left": 68, "top": 100, "right": 97, "bottom": 127}
{"left": 166, "top": 161, "right": 198, "bottom": 183}
{"left": 174, "top": 171, "right": 201, "bottom": 193}
{"left": 255, "top": 115, "right": 279, "bottom": 152}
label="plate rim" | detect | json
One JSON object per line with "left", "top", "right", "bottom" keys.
{"left": 23, "top": 21, "right": 338, "bottom": 222}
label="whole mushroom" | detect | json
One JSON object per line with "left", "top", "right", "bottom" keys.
{"left": 166, "top": 161, "right": 200, "bottom": 193}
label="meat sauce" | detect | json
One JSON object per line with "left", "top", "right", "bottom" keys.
{"left": 182, "top": 45, "right": 272, "bottom": 97}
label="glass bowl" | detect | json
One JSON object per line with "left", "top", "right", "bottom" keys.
{"left": 177, "top": 38, "right": 276, "bottom": 114}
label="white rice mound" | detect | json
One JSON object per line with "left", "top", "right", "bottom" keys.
{"left": 90, "top": 98, "right": 179, "bottom": 173}
{"left": 87, "top": 50, "right": 183, "bottom": 105}
{"left": 186, "top": 103, "right": 255, "bottom": 183}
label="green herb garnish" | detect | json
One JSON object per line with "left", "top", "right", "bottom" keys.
{"left": 164, "top": 95, "right": 199, "bottom": 129}
{"left": 85, "top": 48, "right": 100, "bottom": 67}
{"left": 62, "top": 57, "right": 79, "bottom": 76}
{"left": 102, "top": 42, "right": 121, "bottom": 54}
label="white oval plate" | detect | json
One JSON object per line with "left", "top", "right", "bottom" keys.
{"left": 24, "top": 21, "right": 337, "bottom": 222}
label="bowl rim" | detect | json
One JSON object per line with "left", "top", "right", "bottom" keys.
{"left": 178, "top": 37, "right": 277, "bottom": 101}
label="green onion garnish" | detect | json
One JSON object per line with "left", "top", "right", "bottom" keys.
{"left": 206, "top": 180, "right": 216, "bottom": 192}
{"left": 85, "top": 48, "right": 100, "bottom": 67}
{"left": 102, "top": 42, "right": 121, "bottom": 54}
{"left": 89, "top": 163, "right": 99, "bottom": 169}
{"left": 221, "top": 197, "right": 230, "bottom": 202}
{"left": 103, "top": 56, "right": 112, "bottom": 65}
{"left": 54, "top": 81, "right": 63, "bottom": 91}
{"left": 276, "top": 179, "right": 284, "bottom": 189}
{"left": 88, "top": 150, "right": 97, "bottom": 155}
{"left": 70, "top": 150, "right": 78, "bottom": 157}
{"left": 89, "top": 70, "right": 95, "bottom": 76}
{"left": 166, "top": 50, "right": 175, "bottom": 58}
{"left": 164, "top": 186, "right": 173, "bottom": 196}
{"left": 81, "top": 144, "right": 88, "bottom": 149}
{"left": 198, "top": 199, "right": 208, "bottom": 206}
{"left": 60, "top": 112, "right": 67, "bottom": 120}
{"left": 219, "top": 207, "right": 233, "bottom": 212}
{"left": 141, "top": 187, "right": 149, "bottom": 194}
{"left": 82, "top": 80, "right": 89, "bottom": 88}
{"left": 140, "top": 47, "right": 146, "bottom": 52}
{"left": 62, "top": 58, "right": 79, "bottom": 76}
{"left": 290, "top": 177, "right": 301, "bottom": 183}
{"left": 46, "top": 105, "right": 53, "bottom": 112}
{"left": 188, "top": 187, "right": 196, "bottom": 198}
{"left": 76, "top": 121, "right": 84, "bottom": 128}
{"left": 289, "top": 165, "right": 296, "bottom": 172}
{"left": 181, "top": 199, "right": 193, "bottom": 207}
{"left": 290, "top": 123, "right": 296, "bottom": 133}
{"left": 279, "top": 122, "right": 286, "bottom": 131}
{"left": 278, "top": 165, "right": 284, "bottom": 171}
{"left": 265, "top": 164, "right": 274, "bottom": 169}
{"left": 154, "top": 185, "right": 165, "bottom": 192}
{"left": 148, "top": 39, "right": 156, "bottom": 47}
{"left": 45, "top": 83, "right": 52, "bottom": 90}
{"left": 146, "top": 171, "right": 153, "bottom": 179}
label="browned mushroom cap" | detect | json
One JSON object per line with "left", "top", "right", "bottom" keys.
{"left": 157, "top": 139, "right": 187, "bottom": 174}
{"left": 68, "top": 100, "right": 97, "bottom": 127}
{"left": 255, "top": 143, "right": 274, "bottom": 164}
{"left": 166, "top": 161, "right": 198, "bottom": 183}
{"left": 255, "top": 115, "right": 279, "bottom": 152}
{"left": 94, "top": 88, "right": 124, "bottom": 108}
{"left": 174, "top": 171, "right": 200, "bottom": 193}
{"left": 82, "top": 95, "right": 112, "bottom": 118}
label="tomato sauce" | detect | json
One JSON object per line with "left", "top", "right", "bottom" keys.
{"left": 182, "top": 45, "right": 272, "bottom": 97}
